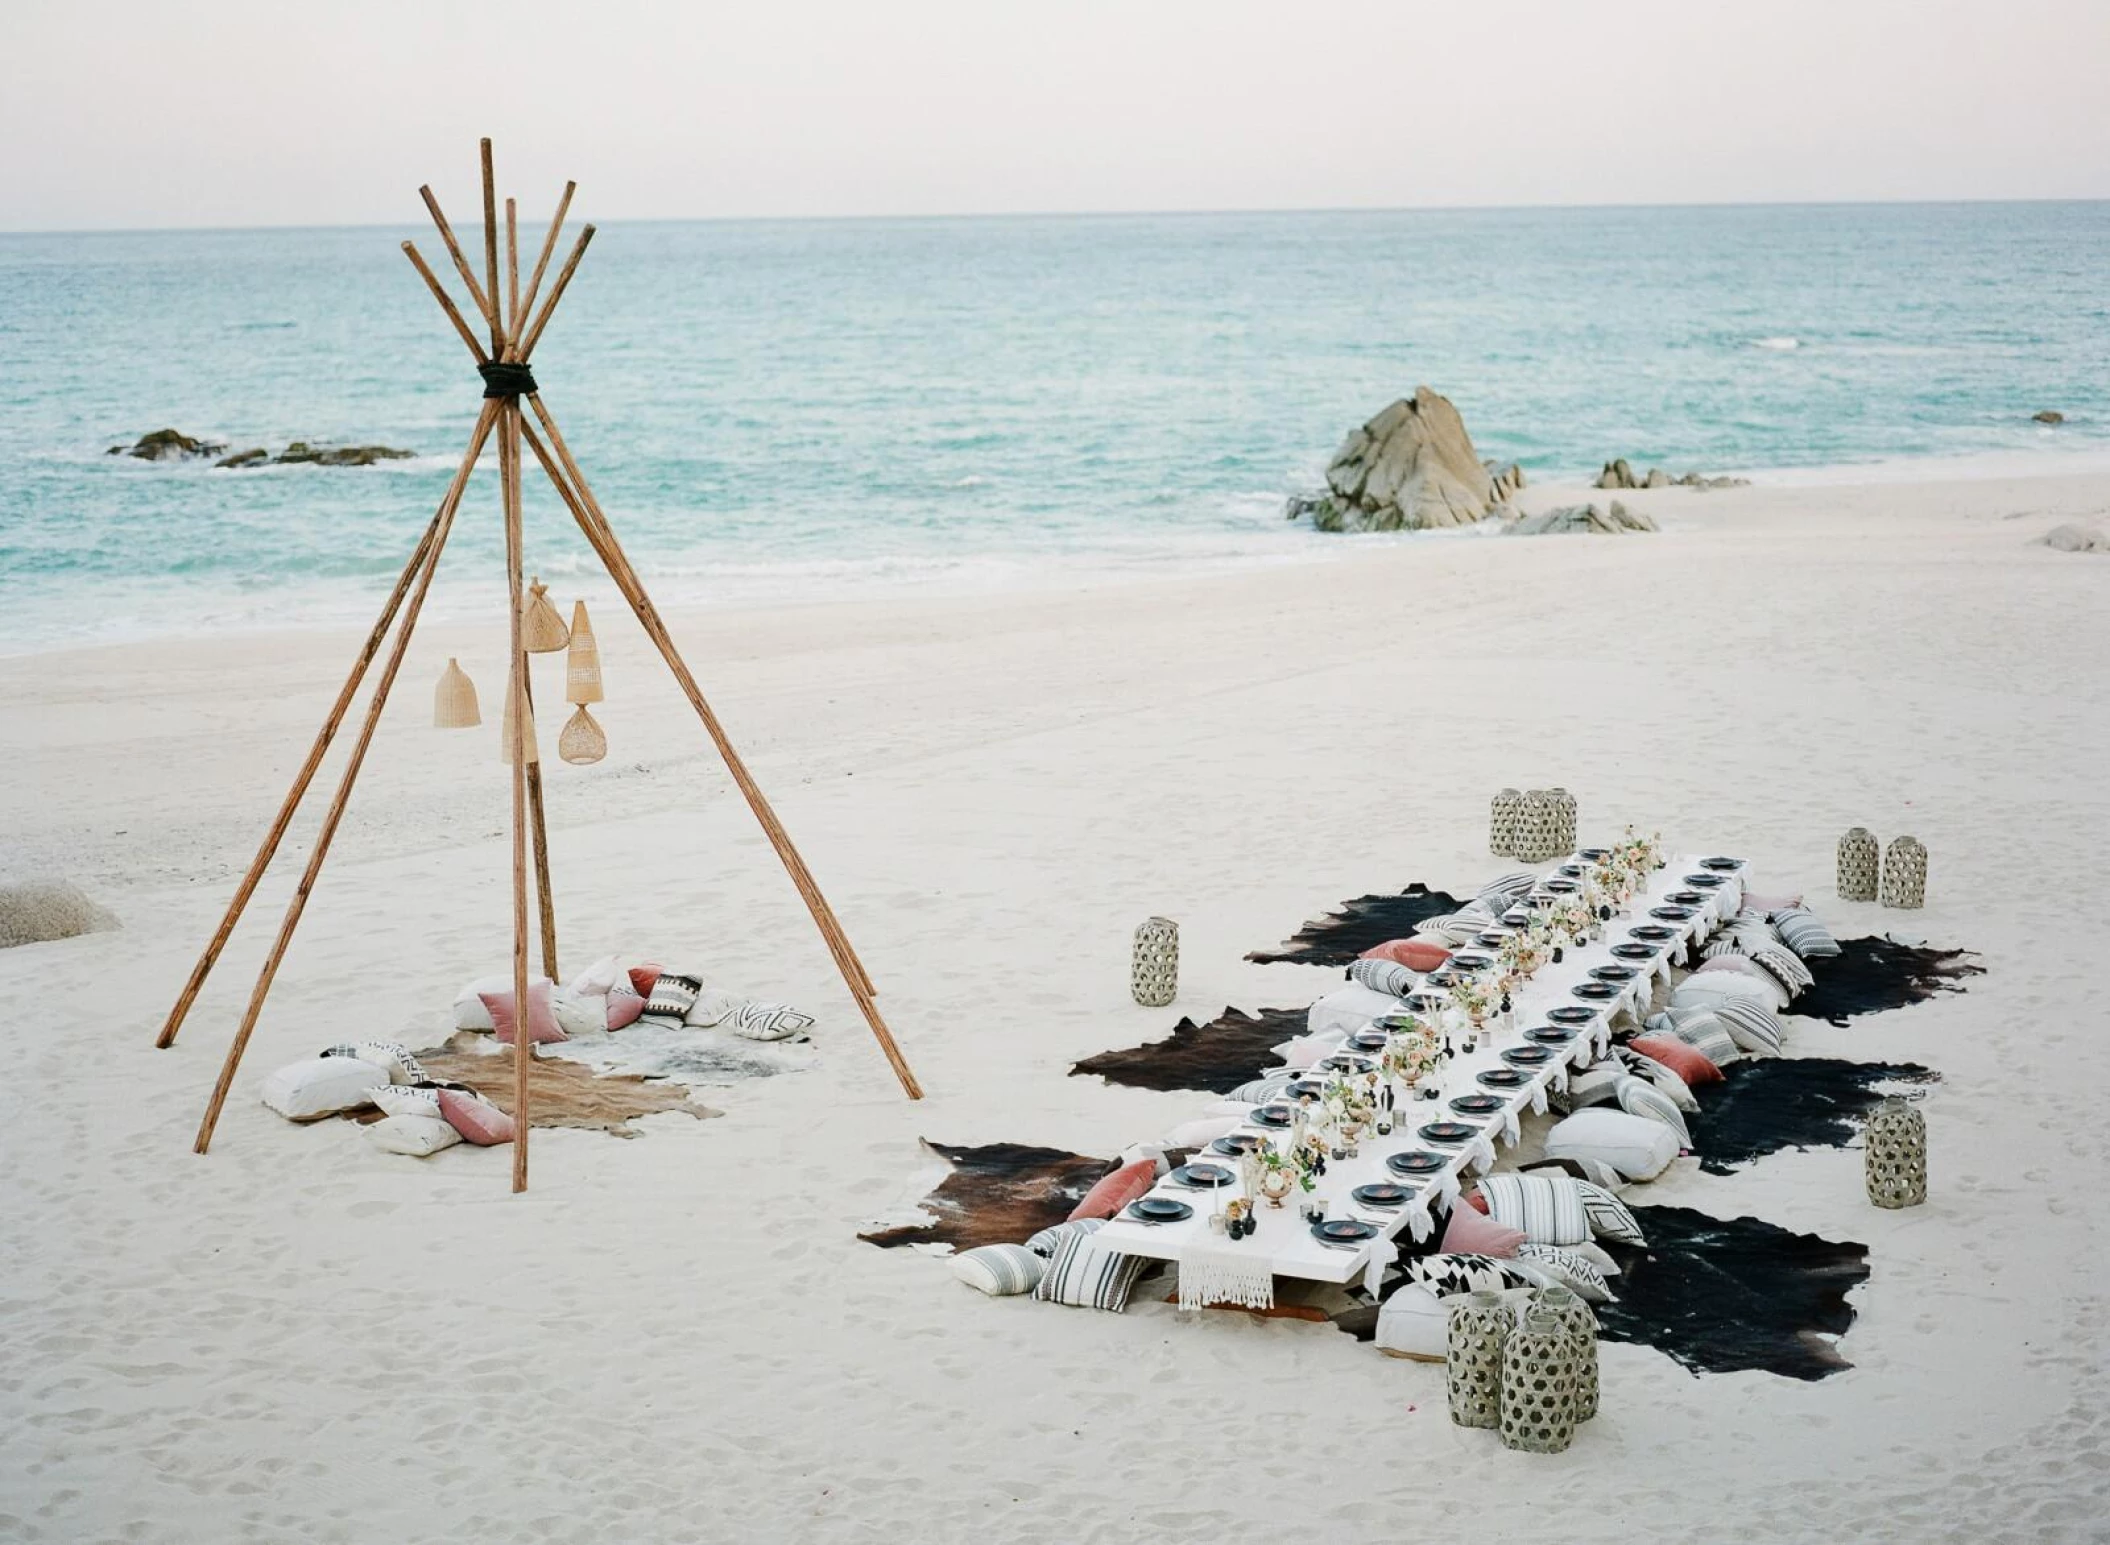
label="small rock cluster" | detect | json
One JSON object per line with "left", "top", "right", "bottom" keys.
{"left": 107, "top": 429, "right": 413, "bottom": 467}
{"left": 1595, "top": 457, "right": 1747, "bottom": 491}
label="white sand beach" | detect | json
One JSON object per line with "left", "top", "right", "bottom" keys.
{"left": 4, "top": 468, "right": 2109, "bottom": 1544}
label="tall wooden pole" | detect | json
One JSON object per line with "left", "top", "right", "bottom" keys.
{"left": 500, "top": 397, "right": 536, "bottom": 1191}
{"left": 192, "top": 403, "right": 496, "bottom": 1153}
{"left": 155, "top": 491, "right": 455, "bottom": 1049}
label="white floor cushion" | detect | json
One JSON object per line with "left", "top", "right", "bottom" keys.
{"left": 1545, "top": 1107, "right": 1682, "bottom": 1181}
{"left": 260, "top": 1057, "right": 390, "bottom": 1121}
{"left": 1307, "top": 983, "right": 1403, "bottom": 1039}
{"left": 364, "top": 1114, "right": 464, "bottom": 1156}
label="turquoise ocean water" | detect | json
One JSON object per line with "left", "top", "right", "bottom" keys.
{"left": 2, "top": 202, "right": 2105, "bottom": 651}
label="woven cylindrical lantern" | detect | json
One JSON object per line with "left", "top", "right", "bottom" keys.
{"left": 1881, "top": 836, "right": 1927, "bottom": 909}
{"left": 565, "top": 600, "right": 603, "bottom": 705}
{"left": 1529, "top": 1283, "right": 1598, "bottom": 1422}
{"left": 1837, "top": 828, "right": 1880, "bottom": 902}
{"left": 1865, "top": 1097, "right": 1927, "bottom": 1208}
{"left": 1545, "top": 787, "right": 1578, "bottom": 853}
{"left": 522, "top": 577, "right": 570, "bottom": 654}
{"left": 558, "top": 704, "right": 607, "bottom": 765}
{"left": 1499, "top": 1303, "right": 1580, "bottom": 1453}
{"left": 1131, "top": 917, "right": 1178, "bottom": 1007}
{"left": 1445, "top": 1291, "right": 1512, "bottom": 1430}
{"left": 1490, "top": 789, "right": 1523, "bottom": 857}
{"left": 433, "top": 658, "right": 480, "bottom": 728}
{"left": 498, "top": 674, "right": 538, "bottom": 764}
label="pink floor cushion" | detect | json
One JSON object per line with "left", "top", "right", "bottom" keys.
{"left": 437, "top": 1088, "right": 517, "bottom": 1145}
{"left": 1067, "top": 1158, "right": 1157, "bottom": 1221}
{"left": 481, "top": 981, "right": 566, "bottom": 1045}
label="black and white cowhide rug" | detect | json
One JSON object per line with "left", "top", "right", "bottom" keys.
{"left": 1245, "top": 883, "right": 1466, "bottom": 967}
{"left": 1784, "top": 936, "right": 1983, "bottom": 1026}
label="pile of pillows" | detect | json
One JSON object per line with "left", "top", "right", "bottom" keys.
{"left": 258, "top": 1041, "right": 517, "bottom": 1157}
{"left": 452, "top": 953, "right": 816, "bottom": 1046}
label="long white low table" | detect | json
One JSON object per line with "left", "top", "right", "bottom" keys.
{"left": 1091, "top": 853, "right": 1747, "bottom": 1294}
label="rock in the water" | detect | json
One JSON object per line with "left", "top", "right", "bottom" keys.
{"left": 0, "top": 880, "right": 119, "bottom": 949}
{"left": 1288, "top": 387, "right": 1510, "bottom": 532}
{"left": 215, "top": 447, "right": 270, "bottom": 469}
{"left": 2041, "top": 523, "right": 2107, "bottom": 553}
{"left": 1502, "top": 500, "right": 1658, "bottom": 536}
{"left": 273, "top": 442, "right": 416, "bottom": 467}
{"left": 112, "top": 428, "right": 227, "bottom": 462}
{"left": 2033, "top": 409, "right": 2065, "bottom": 425}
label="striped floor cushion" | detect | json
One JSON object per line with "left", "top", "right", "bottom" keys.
{"left": 1032, "top": 1231, "right": 1147, "bottom": 1312}
{"left": 1616, "top": 1074, "right": 1692, "bottom": 1147}
{"left": 1516, "top": 1242, "right": 1616, "bottom": 1303}
{"left": 949, "top": 1244, "right": 1046, "bottom": 1297}
{"left": 1477, "top": 1173, "right": 1591, "bottom": 1246}
{"left": 1772, "top": 906, "right": 1842, "bottom": 958}
{"left": 1712, "top": 997, "right": 1786, "bottom": 1056}
{"left": 1574, "top": 1179, "right": 1647, "bottom": 1245}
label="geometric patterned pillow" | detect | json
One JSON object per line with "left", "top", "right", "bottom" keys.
{"left": 1025, "top": 1217, "right": 1107, "bottom": 1259}
{"left": 1404, "top": 1252, "right": 1539, "bottom": 1298}
{"left": 1476, "top": 1173, "right": 1591, "bottom": 1246}
{"left": 949, "top": 1243, "right": 1047, "bottom": 1297}
{"left": 1711, "top": 998, "right": 1785, "bottom": 1057}
{"left": 1573, "top": 1180, "right": 1647, "bottom": 1246}
{"left": 1615, "top": 1074, "right": 1692, "bottom": 1147}
{"left": 1772, "top": 907, "right": 1842, "bottom": 959}
{"left": 1031, "top": 1230, "right": 1146, "bottom": 1312}
{"left": 1515, "top": 1242, "right": 1616, "bottom": 1303}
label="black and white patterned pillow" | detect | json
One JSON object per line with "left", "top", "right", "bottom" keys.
{"left": 1347, "top": 957, "right": 1414, "bottom": 997}
{"left": 1025, "top": 1217, "right": 1106, "bottom": 1258}
{"left": 1712, "top": 997, "right": 1785, "bottom": 1056}
{"left": 1405, "top": 1252, "right": 1536, "bottom": 1298}
{"left": 1032, "top": 1230, "right": 1146, "bottom": 1311}
{"left": 1573, "top": 1179, "right": 1647, "bottom": 1245}
{"left": 640, "top": 972, "right": 703, "bottom": 1031}
{"left": 1772, "top": 907, "right": 1842, "bottom": 958}
{"left": 1477, "top": 1173, "right": 1590, "bottom": 1246}
{"left": 1516, "top": 1242, "right": 1616, "bottom": 1303}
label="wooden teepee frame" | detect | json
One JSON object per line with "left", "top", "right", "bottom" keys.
{"left": 156, "top": 139, "right": 923, "bottom": 1191}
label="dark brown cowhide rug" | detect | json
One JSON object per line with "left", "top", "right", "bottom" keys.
{"left": 1245, "top": 883, "right": 1466, "bottom": 967}
{"left": 1686, "top": 1058, "right": 1940, "bottom": 1174}
{"left": 859, "top": 1141, "right": 1114, "bottom": 1252}
{"left": 1070, "top": 1006, "right": 1305, "bottom": 1094}
{"left": 1784, "top": 936, "right": 1983, "bottom": 1026}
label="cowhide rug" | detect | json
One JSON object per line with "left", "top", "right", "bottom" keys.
{"left": 1070, "top": 1006, "right": 1306, "bottom": 1094}
{"left": 1245, "top": 883, "right": 1467, "bottom": 967}
{"left": 1687, "top": 1057, "right": 1940, "bottom": 1174}
{"left": 1784, "top": 936, "right": 1984, "bottom": 1026}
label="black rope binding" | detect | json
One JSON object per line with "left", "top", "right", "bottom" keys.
{"left": 478, "top": 361, "right": 538, "bottom": 399}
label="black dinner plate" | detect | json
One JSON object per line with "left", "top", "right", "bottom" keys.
{"left": 1590, "top": 964, "right": 1639, "bottom": 983}
{"left": 1450, "top": 1093, "right": 1506, "bottom": 1116}
{"left": 1170, "top": 1163, "right": 1234, "bottom": 1189}
{"left": 1418, "top": 1121, "right": 1480, "bottom": 1145}
{"left": 1683, "top": 873, "right": 1726, "bottom": 889}
{"left": 1650, "top": 905, "right": 1696, "bottom": 921}
{"left": 1527, "top": 1026, "right": 1578, "bottom": 1045}
{"left": 1630, "top": 924, "right": 1676, "bottom": 941}
{"left": 1211, "top": 1133, "right": 1261, "bottom": 1156}
{"left": 1702, "top": 857, "right": 1743, "bottom": 871}
{"left": 1477, "top": 1067, "right": 1529, "bottom": 1090}
{"left": 1250, "top": 1106, "right": 1294, "bottom": 1128}
{"left": 1352, "top": 1183, "right": 1413, "bottom": 1207}
{"left": 1503, "top": 1046, "right": 1555, "bottom": 1066}
{"left": 1611, "top": 942, "right": 1659, "bottom": 961}
{"left": 1545, "top": 878, "right": 1580, "bottom": 893}
{"left": 1313, "top": 1218, "right": 1378, "bottom": 1243}
{"left": 1571, "top": 982, "right": 1618, "bottom": 1001}
{"left": 1129, "top": 1196, "right": 1193, "bottom": 1222}
{"left": 1388, "top": 1150, "right": 1448, "bottom": 1175}
{"left": 1547, "top": 1005, "right": 1598, "bottom": 1024}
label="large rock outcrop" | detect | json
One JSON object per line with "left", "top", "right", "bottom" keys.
{"left": 1287, "top": 388, "right": 1520, "bottom": 532}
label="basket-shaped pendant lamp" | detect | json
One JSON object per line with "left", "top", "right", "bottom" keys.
{"left": 434, "top": 658, "right": 481, "bottom": 728}
{"left": 522, "top": 576, "right": 571, "bottom": 654}
{"left": 499, "top": 674, "right": 539, "bottom": 764}
{"left": 559, "top": 705, "right": 606, "bottom": 765}
{"left": 565, "top": 600, "right": 603, "bottom": 704}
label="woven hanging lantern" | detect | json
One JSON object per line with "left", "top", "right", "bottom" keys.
{"left": 521, "top": 577, "right": 570, "bottom": 654}
{"left": 558, "top": 704, "right": 607, "bottom": 765}
{"left": 499, "top": 674, "right": 539, "bottom": 764}
{"left": 565, "top": 600, "right": 603, "bottom": 704}
{"left": 433, "top": 658, "right": 480, "bottom": 728}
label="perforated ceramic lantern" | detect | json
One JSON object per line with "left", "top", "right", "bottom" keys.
{"left": 1881, "top": 836, "right": 1927, "bottom": 909}
{"left": 1445, "top": 1291, "right": 1511, "bottom": 1430}
{"left": 1490, "top": 788, "right": 1523, "bottom": 858}
{"left": 1499, "top": 1303, "right": 1581, "bottom": 1453}
{"left": 1837, "top": 827, "right": 1880, "bottom": 902}
{"left": 1865, "top": 1097, "right": 1927, "bottom": 1208}
{"left": 1130, "top": 917, "right": 1178, "bottom": 1007}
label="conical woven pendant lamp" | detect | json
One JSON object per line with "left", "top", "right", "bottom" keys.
{"left": 434, "top": 658, "right": 480, "bottom": 728}
{"left": 499, "top": 675, "right": 539, "bottom": 764}
{"left": 522, "top": 577, "right": 570, "bottom": 653}
{"left": 558, "top": 704, "right": 607, "bottom": 765}
{"left": 564, "top": 600, "right": 602, "bottom": 704}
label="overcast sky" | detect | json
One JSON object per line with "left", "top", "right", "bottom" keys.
{"left": 5, "top": 0, "right": 2107, "bottom": 232}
